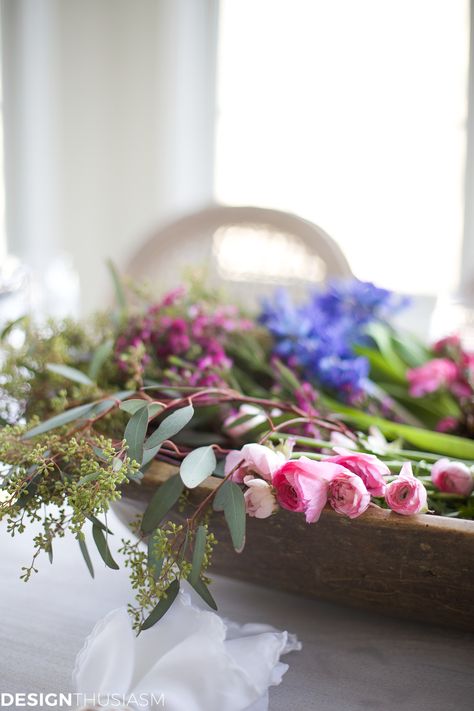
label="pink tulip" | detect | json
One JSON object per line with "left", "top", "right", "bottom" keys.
{"left": 327, "top": 471, "right": 371, "bottom": 519}
{"left": 385, "top": 462, "right": 428, "bottom": 515}
{"left": 431, "top": 458, "right": 474, "bottom": 496}
{"left": 325, "top": 447, "right": 388, "bottom": 497}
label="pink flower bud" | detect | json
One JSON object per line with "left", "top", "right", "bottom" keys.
{"left": 431, "top": 458, "right": 474, "bottom": 496}
{"left": 385, "top": 462, "right": 428, "bottom": 515}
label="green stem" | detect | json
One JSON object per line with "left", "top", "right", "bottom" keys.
{"left": 272, "top": 432, "right": 474, "bottom": 466}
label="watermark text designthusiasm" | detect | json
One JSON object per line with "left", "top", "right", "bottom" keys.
{"left": 0, "top": 692, "right": 165, "bottom": 708}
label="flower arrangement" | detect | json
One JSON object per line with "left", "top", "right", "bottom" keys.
{"left": 1, "top": 267, "right": 473, "bottom": 631}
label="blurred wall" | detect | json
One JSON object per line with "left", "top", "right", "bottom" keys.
{"left": 1, "top": 0, "right": 218, "bottom": 312}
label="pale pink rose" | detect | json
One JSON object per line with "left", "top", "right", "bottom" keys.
{"left": 431, "top": 458, "right": 474, "bottom": 496}
{"left": 243, "top": 476, "right": 278, "bottom": 518}
{"left": 327, "top": 471, "right": 370, "bottom": 519}
{"left": 325, "top": 447, "right": 388, "bottom": 497}
{"left": 272, "top": 457, "right": 348, "bottom": 523}
{"left": 224, "top": 443, "right": 286, "bottom": 483}
{"left": 406, "top": 358, "right": 458, "bottom": 397}
{"left": 385, "top": 462, "right": 428, "bottom": 515}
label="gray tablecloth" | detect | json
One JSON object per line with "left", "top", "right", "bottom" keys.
{"left": 1, "top": 513, "right": 473, "bottom": 710}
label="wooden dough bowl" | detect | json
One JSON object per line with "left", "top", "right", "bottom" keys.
{"left": 122, "top": 461, "right": 474, "bottom": 632}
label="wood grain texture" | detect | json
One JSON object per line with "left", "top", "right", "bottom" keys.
{"left": 124, "top": 462, "right": 474, "bottom": 632}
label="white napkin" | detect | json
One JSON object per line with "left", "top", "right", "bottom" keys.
{"left": 73, "top": 587, "right": 301, "bottom": 711}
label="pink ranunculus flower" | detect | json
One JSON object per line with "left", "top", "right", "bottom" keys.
{"left": 243, "top": 476, "right": 278, "bottom": 518}
{"left": 327, "top": 471, "right": 371, "bottom": 519}
{"left": 224, "top": 443, "right": 287, "bottom": 483}
{"left": 406, "top": 358, "right": 458, "bottom": 397}
{"left": 272, "top": 457, "right": 348, "bottom": 523}
{"left": 431, "top": 458, "right": 474, "bottom": 496}
{"left": 385, "top": 462, "right": 428, "bottom": 515}
{"left": 325, "top": 447, "right": 389, "bottom": 497}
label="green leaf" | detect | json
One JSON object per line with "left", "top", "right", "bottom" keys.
{"left": 22, "top": 402, "right": 96, "bottom": 439}
{"left": 147, "top": 533, "right": 164, "bottom": 582}
{"left": 144, "top": 404, "right": 194, "bottom": 451}
{"left": 46, "top": 362, "right": 94, "bottom": 386}
{"left": 190, "top": 525, "right": 207, "bottom": 585}
{"left": 78, "top": 471, "right": 101, "bottom": 486}
{"left": 88, "top": 339, "right": 114, "bottom": 381}
{"left": 391, "top": 334, "right": 431, "bottom": 368}
{"left": 365, "top": 323, "right": 407, "bottom": 379}
{"left": 1, "top": 315, "right": 27, "bottom": 340}
{"left": 140, "top": 579, "right": 180, "bottom": 631}
{"left": 120, "top": 399, "right": 162, "bottom": 418}
{"left": 92, "top": 524, "right": 119, "bottom": 570}
{"left": 189, "top": 577, "right": 217, "bottom": 610}
{"left": 355, "top": 345, "right": 407, "bottom": 384}
{"left": 273, "top": 358, "right": 301, "bottom": 391}
{"left": 180, "top": 446, "right": 216, "bottom": 488}
{"left": 213, "top": 481, "right": 246, "bottom": 552}
{"left": 141, "top": 444, "right": 162, "bottom": 468}
{"left": 107, "top": 259, "right": 127, "bottom": 317}
{"left": 78, "top": 535, "right": 94, "bottom": 578}
{"left": 325, "top": 397, "right": 474, "bottom": 459}
{"left": 124, "top": 405, "right": 149, "bottom": 464}
{"left": 141, "top": 474, "right": 184, "bottom": 534}
{"left": 87, "top": 515, "right": 113, "bottom": 535}
{"left": 89, "top": 390, "right": 137, "bottom": 418}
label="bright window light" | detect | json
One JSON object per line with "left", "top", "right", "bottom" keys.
{"left": 215, "top": 0, "right": 470, "bottom": 294}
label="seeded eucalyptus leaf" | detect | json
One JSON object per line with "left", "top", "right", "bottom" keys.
{"left": 141, "top": 474, "right": 184, "bottom": 534}
{"left": 144, "top": 404, "right": 194, "bottom": 451}
{"left": 124, "top": 405, "right": 149, "bottom": 465}
{"left": 141, "top": 444, "right": 162, "bottom": 468}
{"left": 92, "top": 525, "right": 119, "bottom": 570}
{"left": 22, "top": 402, "right": 96, "bottom": 439}
{"left": 78, "top": 536, "right": 94, "bottom": 578}
{"left": 120, "top": 400, "right": 162, "bottom": 418}
{"left": 147, "top": 533, "right": 164, "bottom": 582}
{"left": 140, "top": 579, "right": 180, "bottom": 631}
{"left": 213, "top": 459, "right": 226, "bottom": 478}
{"left": 190, "top": 525, "right": 207, "bottom": 585}
{"left": 213, "top": 481, "right": 246, "bottom": 553}
{"left": 46, "top": 362, "right": 94, "bottom": 386}
{"left": 189, "top": 577, "right": 217, "bottom": 611}
{"left": 78, "top": 471, "right": 101, "bottom": 486}
{"left": 180, "top": 446, "right": 216, "bottom": 489}
{"left": 87, "top": 515, "right": 113, "bottom": 535}
{"left": 120, "top": 399, "right": 148, "bottom": 414}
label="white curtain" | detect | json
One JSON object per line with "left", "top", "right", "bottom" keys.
{"left": 1, "top": 0, "right": 218, "bottom": 313}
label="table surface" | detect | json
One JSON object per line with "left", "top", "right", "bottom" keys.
{"left": 1, "top": 512, "right": 473, "bottom": 711}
